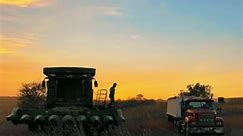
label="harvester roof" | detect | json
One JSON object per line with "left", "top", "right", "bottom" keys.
{"left": 43, "top": 67, "right": 96, "bottom": 77}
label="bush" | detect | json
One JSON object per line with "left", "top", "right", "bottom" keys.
{"left": 18, "top": 82, "right": 46, "bottom": 109}
{"left": 179, "top": 83, "right": 213, "bottom": 98}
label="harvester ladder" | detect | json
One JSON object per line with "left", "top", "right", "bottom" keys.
{"left": 96, "top": 89, "right": 108, "bottom": 106}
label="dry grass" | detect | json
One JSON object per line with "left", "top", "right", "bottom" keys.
{"left": 121, "top": 101, "right": 177, "bottom": 136}
{"left": 220, "top": 97, "right": 243, "bottom": 133}
{"left": 0, "top": 97, "right": 243, "bottom": 136}
{"left": 0, "top": 97, "right": 18, "bottom": 124}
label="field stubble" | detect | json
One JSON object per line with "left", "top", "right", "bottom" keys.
{"left": 0, "top": 97, "right": 243, "bottom": 136}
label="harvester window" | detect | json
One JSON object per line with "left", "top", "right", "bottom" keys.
{"left": 56, "top": 78, "right": 88, "bottom": 105}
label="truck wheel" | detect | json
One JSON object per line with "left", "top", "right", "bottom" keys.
{"left": 183, "top": 125, "right": 190, "bottom": 136}
{"left": 177, "top": 122, "right": 183, "bottom": 134}
{"left": 167, "top": 115, "right": 173, "bottom": 122}
{"left": 184, "top": 131, "right": 190, "bottom": 136}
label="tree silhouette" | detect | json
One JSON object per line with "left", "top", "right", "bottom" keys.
{"left": 179, "top": 83, "right": 213, "bottom": 98}
{"left": 18, "top": 82, "right": 46, "bottom": 109}
{"left": 135, "top": 94, "right": 144, "bottom": 101}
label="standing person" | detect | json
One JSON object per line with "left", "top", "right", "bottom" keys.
{"left": 108, "top": 83, "right": 117, "bottom": 106}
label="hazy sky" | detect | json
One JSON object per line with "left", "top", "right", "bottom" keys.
{"left": 0, "top": 0, "right": 242, "bottom": 99}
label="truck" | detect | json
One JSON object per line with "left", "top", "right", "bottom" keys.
{"left": 7, "top": 67, "right": 129, "bottom": 136}
{"left": 166, "top": 96, "right": 224, "bottom": 136}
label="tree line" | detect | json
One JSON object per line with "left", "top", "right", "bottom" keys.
{"left": 17, "top": 82, "right": 213, "bottom": 109}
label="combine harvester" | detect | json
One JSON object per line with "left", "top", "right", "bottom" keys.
{"left": 7, "top": 67, "right": 130, "bottom": 136}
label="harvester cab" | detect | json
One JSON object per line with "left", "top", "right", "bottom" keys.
{"left": 43, "top": 67, "right": 97, "bottom": 108}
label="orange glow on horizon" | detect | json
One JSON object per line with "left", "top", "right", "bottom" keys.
{"left": 0, "top": 59, "right": 242, "bottom": 99}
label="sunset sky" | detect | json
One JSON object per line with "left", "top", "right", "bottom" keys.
{"left": 0, "top": 0, "right": 242, "bottom": 99}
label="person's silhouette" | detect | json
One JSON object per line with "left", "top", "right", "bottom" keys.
{"left": 108, "top": 83, "right": 117, "bottom": 106}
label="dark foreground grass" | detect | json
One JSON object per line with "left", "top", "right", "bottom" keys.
{"left": 0, "top": 97, "right": 243, "bottom": 136}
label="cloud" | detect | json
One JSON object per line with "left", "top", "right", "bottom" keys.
{"left": 0, "top": 34, "right": 37, "bottom": 55}
{"left": 0, "top": 14, "right": 19, "bottom": 22}
{"left": 99, "top": 6, "right": 123, "bottom": 16}
{"left": 0, "top": 0, "right": 54, "bottom": 8}
{"left": 0, "top": 47, "right": 11, "bottom": 54}
{"left": 29, "top": 0, "right": 55, "bottom": 8}
{"left": 129, "top": 34, "right": 143, "bottom": 40}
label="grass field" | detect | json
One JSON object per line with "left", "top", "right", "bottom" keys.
{"left": 0, "top": 97, "right": 243, "bottom": 136}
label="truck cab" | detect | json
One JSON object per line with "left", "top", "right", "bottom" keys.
{"left": 167, "top": 96, "right": 224, "bottom": 136}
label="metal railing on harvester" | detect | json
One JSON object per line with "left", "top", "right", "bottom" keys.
{"left": 95, "top": 89, "right": 108, "bottom": 106}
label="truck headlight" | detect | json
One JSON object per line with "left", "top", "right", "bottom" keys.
{"left": 216, "top": 121, "right": 223, "bottom": 126}
{"left": 188, "top": 120, "right": 196, "bottom": 125}
{"left": 190, "top": 121, "right": 196, "bottom": 125}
